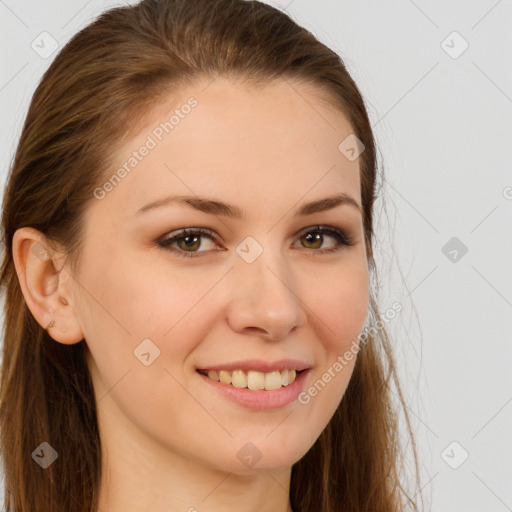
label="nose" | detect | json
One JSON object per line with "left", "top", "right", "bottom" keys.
{"left": 226, "top": 246, "right": 307, "bottom": 341}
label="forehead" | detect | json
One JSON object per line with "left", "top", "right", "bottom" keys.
{"left": 93, "top": 77, "right": 362, "bottom": 222}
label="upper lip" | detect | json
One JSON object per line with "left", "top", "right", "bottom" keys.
{"left": 196, "top": 359, "right": 312, "bottom": 373}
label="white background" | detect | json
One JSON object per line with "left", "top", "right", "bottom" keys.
{"left": 1, "top": 1, "right": 511, "bottom": 510}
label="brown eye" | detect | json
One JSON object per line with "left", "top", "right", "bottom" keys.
{"left": 294, "top": 226, "right": 353, "bottom": 253}
{"left": 176, "top": 234, "right": 201, "bottom": 252}
{"left": 158, "top": 228, "right": 220, "bottom": 258}
{"left": 157, "top": 225, "right": 353, "bottom": 259}
{"left": 300, "top": 232, "right": 324, "bottom": 249}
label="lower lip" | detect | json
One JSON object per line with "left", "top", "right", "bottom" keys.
{"left": 196, "top": 369, "right": 310, "bottom": 410}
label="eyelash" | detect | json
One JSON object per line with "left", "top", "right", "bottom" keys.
{"left": 157, "top": 225, "right": 354, "bottom": 259}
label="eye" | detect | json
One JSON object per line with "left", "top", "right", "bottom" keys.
{"left": 157, "top": 228, "right": 221, "bottom": 258}
{"left": 157, "top": 225, "right": 354, "bottom": 258}
{"left": 293, "top": 225, "right": 354, "bottom": 254}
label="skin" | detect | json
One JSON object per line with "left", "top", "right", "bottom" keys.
{"left": 13, "top": 76, "right": 369, "bottom": 512}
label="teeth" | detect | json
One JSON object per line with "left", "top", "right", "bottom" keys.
{"left": 207, "top": 370, "right": 220, "bottom": 381}
{"left": 265, "top": 370, "right": 282, "bottom": 390}
{"left": 232, "top": 369, "right": 248, "bottom": 388}
{"left": 219, "top": 370, "right": 231, "bottom": 385}
{"left": 247, "top": 370, "right": 265, "bottom": 390}
{"left": 204, "top": 369, "right": 298, "bottom": 390}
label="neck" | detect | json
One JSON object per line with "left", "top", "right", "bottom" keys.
{"left": 96, "top": 408, "right": 295, "bottom": 512}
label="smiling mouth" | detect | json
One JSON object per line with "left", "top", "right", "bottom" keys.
{"left": 197, "top": 368, "right": 305, "bottom": 390}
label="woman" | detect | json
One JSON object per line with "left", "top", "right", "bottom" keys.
{"left": 0, "top": 0, "right": 422, "bottom": 511}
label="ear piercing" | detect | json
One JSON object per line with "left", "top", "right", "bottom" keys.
{"left": 46, "top": 320, "right": 56, "bottom": 330}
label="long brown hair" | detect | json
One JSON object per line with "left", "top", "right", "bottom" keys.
{"left": 0, "top": 1, "right": 423, "bottom": 510}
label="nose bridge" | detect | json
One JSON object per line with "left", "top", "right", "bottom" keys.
{"left": 226, "top": 235, "right": 306, "bottom": 339}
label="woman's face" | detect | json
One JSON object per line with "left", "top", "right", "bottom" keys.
{"left": 70, "top": 77, "right": 369, "bottom": 472}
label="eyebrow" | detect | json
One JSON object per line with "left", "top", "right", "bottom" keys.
{"left": 135, "top": 192, "right": 362, "bottom": 219}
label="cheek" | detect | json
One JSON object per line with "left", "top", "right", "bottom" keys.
{"left": 76, "top": 252, "right": 230, "bottom": 403}
{"left": 80, "top": 245, "right": 217, "bottom": 340}
{"left": 307, "top": 259, "right": 369, "bottom": 352}
{"left": 295, "top": 263, "right": 368, "bottom": 440}
{"left": 77, "top": 255, "right": 213, "bottom": 447}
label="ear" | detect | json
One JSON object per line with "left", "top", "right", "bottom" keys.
{"left": 12, "top": 227, "right": 84, "bottom": 345}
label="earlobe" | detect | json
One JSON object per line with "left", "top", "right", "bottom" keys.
{"left": 12, "top": 227, "right": 84, "bottom": 345}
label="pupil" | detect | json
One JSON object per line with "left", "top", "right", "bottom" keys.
{"left": 183, "top": 236, "right": 199, "bottom": 249}
{"left": 305, "top": 233, "right": 321, "bottom": 248}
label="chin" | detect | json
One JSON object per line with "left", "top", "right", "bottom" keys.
{"left": 211, "top": 432, "right": 316, "bottom": 474}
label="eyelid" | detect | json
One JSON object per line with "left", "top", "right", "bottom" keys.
{"left": 157, "top": 227, "right": 219, "bottom": 248}
{"left": 294, "top": 225, "right": 354, "bottom": 250}
{"left": 157, "top": 224, "right": 355, "bottom": 259}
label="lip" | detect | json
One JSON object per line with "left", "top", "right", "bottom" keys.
{"left": 196, "top": 358, "right": 311, "bottom": 373}
{"left": 196, "top": 368, "right": 311, "bottom": 410}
